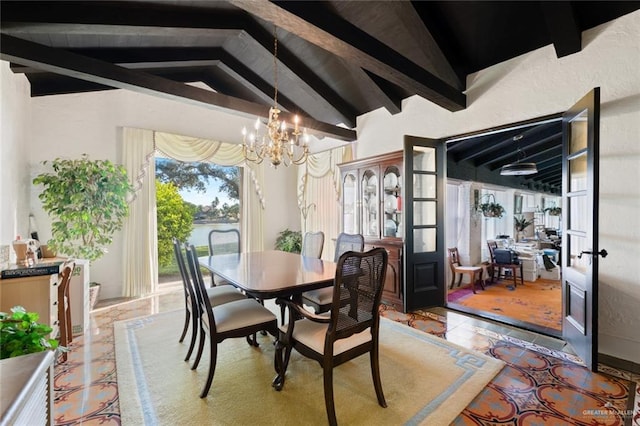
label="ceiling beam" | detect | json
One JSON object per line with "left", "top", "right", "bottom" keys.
{"left": 1, "top": 2, "right": 357, "bottom": 127}
{"left": 230, "top": 0, "right": 466, "bottom": 112}
{"left": 540, "top": 1, "right": 581, "bottom": 58}
{"left": 362, "top": 70, "right": 402, "bottom": 115}
{"left": 0, "top": 34, "right": 355, "bottom": 141}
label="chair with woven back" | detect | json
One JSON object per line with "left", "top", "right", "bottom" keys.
{"left": 208, "top": 228, "right": 241, "bottom": 286}
{"left": 184, "top": 243, "right": 278, "bottom": 398}
{"left": 57, "top": 259, "right": 75, "bottom": 363}
{"left": 273, "top": 247, "right": 389, "bottom": 425}
{"left": 302, "top": 232, "right": 364, "bottom": 314}
{"left": 301, "top": 231, "right": 325, "bottom": 258}
{"left": 447, "top": 247, "right": 484, "bottom": 294}
{"left": 173, "top": 238, "right": 246, "bottom": 362}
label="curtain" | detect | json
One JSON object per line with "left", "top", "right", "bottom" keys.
{"left": 297, "top": 146, "right": 353, "bottom": 260}
{"left": 154, "top": 131, "right": 265, "bottom": 252}
{"left": 121, "top": 128, "right": 266, "bottom": 297}
{"left": 122, "top": 128, "right": 158, "bottom": 297}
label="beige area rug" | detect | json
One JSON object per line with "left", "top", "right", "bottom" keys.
{"left": 115, "top": 310, "right": 504, "bottom": 426}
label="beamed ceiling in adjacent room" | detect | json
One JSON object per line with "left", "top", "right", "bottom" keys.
{"left": 1, "top": 1, "right": 638, "bottom": 193}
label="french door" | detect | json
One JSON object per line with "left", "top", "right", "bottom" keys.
{"left": 403, "top": 136, "right": 446, "bottom": 311}
{"left": 561, "top": 88, "right": 603, "bottom": 371}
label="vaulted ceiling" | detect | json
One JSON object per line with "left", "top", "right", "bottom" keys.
{"left": 1, "top": 1, "right": 638, "bottom": 193}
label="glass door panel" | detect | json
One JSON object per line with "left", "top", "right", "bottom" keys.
{"left": 383, "top": 165, "right": 402, "bottom": 237}
{"left": 361, "top": 168, "right": 379, "bottom": 238}
{"left": 342, "top": 173, "right": 358, "bottom": 235}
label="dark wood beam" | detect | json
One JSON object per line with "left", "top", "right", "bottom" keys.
{"left": 2, "top": 1, "right": 357, "bottom": 127}
{"left": 362, "top": 70, "right": 402, "bottom": 115}
{"left": 540, "top": 1, "right": 581, "bottom": 58}
{"left": 0, "top": 34, "right": 355, "bottom": 141}
{"left": 230, "top": 0, "right": 466, "bottom": 112}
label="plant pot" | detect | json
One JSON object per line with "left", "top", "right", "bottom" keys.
{"left": 89, "top": 283, "right": 100, "bottom": 310}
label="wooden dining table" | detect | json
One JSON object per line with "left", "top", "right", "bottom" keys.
{"left": 197, "top": 250, "right": 337, "bottom": 301}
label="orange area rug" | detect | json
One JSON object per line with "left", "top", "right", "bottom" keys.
{"left": 447, "top": 278, "right": 561, "bottom": 331}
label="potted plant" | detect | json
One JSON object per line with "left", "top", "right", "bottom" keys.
{"left": 0, "top": 306, "right": 61, "bottom": 359}
{"left": 275, "top": 229, "right": 302, "bottom": 253}
{"left": 545, "top": 206, "right": 562, "bottom": 216}
{"left": 478, "top": 194, "right": 505, "bottom": 218}
{"left": 33, "top": 154, "right": 134, "bottom": 308}
{"left": 514, "top": 215, "right": 534, "bottom": 241}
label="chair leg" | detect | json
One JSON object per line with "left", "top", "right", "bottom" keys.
{"left": 184, "top": 310, "right": 198, "bottom": 362}
{"left": 200, "top": 338, "right": 217, "bottom": 398}
{"left": 191, "top": 324, "right": 206, "bottom": 370}
{"left": 469, "top": 272, "right": 476, "bottom": 294}
{"left": 449, "top": 274, "right": 455, "bottom": 289}
{"left": 179, "top": 309, "right": 190, "bottom": 343}
{"left": 369, "top": 346, "right": 387, "bottom": 408}
{"left": 456, "top": 275, "right": 463, "bottom": 288}
{"left": 477, "top": 271, "right": 485, "bottom": 290}
{"left": 323, "top": 365, "right": 338, "bottom": 426}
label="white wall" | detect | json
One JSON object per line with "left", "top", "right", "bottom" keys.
{"left": 20, "top": 88, "right": 300, "bottom": 300}
{"left": 356, "top": 12, "right": 640, "bottom": 363}
{"left": 0, "top": 62, "right": 31, "bottom": 260}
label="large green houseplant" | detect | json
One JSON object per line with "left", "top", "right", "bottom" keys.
{"left": 33, "top": 155, "right": 133, "bottom": 306}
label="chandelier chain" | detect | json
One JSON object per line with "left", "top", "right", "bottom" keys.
{"left": 273, "top": 26, "right": 278, "bottom": 109}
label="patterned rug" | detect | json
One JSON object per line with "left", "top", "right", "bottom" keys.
{"left": 447, "top": 278, "right": 562, "bottom": 331}
{"left": 115, "top": 310, "right": 504, "bottom": 425}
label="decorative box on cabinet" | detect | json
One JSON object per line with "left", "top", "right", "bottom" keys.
{"left": 339, "top": 151, "right": 404, "bottom": 311}
{"left": 68, "top": 259, "right": 90, "bottom": 336}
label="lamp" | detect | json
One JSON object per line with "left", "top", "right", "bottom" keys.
{"left": 500, "top": 135, "right": 538, "bottom": 176}
{"left": 242, "top": 26, "right": 309, "bottom": 168}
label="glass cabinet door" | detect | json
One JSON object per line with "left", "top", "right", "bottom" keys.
{"left": 361, "top": 168, "right": 379, "bottom": 238}
{"left": 382, "top": 165, "right": 402, "bottom": 237}
{"left": 342, "top": 172, "right": 358, "bottom": 234}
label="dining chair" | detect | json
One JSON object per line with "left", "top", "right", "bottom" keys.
{"left": 487, "top": 241, "right": 523, "bottom": 287}
{"left": 274, "top": 248, "right": 388, "bottom": 426}
{"left": 447, "top": 247, "right": 484, "bottom": 293}
{"left": 184, "top": 244, "right": 278, "bottom": 398}
{"left": 302, "top": 232, "right": 364, "bottom": 314}
{"left": 208, "top": 228, "right": 241, "bottom": 286}
{"left": 56, "top": 259, "right": 75, "bottom": 363}
{"left": 173, "top": 238, "right": 246, "bottom": 362}
{"left": 301, "top": 231, "right": 325, "bottom": 258}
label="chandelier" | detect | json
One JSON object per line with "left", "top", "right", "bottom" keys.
{"left": 242, "top": 26, "right": 309, "bottom": 168}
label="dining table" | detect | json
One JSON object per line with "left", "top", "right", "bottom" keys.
{"left": 198, "top": 250, "right": 338, "bottom": 388}
{"left": 197, "top": 249, "right": 337, "bottom": 302}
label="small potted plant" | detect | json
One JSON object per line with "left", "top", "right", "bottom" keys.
{"left": 514, "top": 215, "right": 534, "bottom": 241}
{"left": 0, "top": 306, "right": 61, "bottom": 359}
{"left": 545, "top": 206, "right": 562, "bottom": 216}
{"left": 275, "top": 229, "right": 302, "bottom": 253}
{"left": 478, "top": 194, "right": 505, "bottom": 218}
{"left": 33, "top": 154, "right": 134, "bottom": 309}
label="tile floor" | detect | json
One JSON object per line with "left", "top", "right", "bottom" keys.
{"left": 53, "top": 286, "right": 639, "bottom": 425}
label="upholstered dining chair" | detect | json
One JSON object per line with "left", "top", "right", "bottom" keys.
{"left": 208, "top": 228, "right": 241, "bottom": 286}
{"left": 487, "top": 241, "right": 524, "bottom": 287}
{"left": 184, "top": 244, "right": 278, "bottom": 398}
{"left": 301, "top": 231, "right": 325, "bottom": 259}
{"left": 447, "top": 247, "right": 484, "bottom": 294}
{"left": 274, "top": 248, "right": 388, "bottom": 426}
{"left": 302, "top": 232, "right": 364, "bottom": 314}
{"left": 173, "top": 238, "right": 246, "bottom": 362}
{"left": 57, "top": 259, "right": 75, "bottom": 363}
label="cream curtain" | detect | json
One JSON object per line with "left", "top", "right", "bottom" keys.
{"left": 297, "top": 146, "right": 353, "bottom": 260}
{"left": 122, "top": 128, "right": 158, "bottom": 297}
{"left": 154, "top": 131, "right": 265, "bottom": 252}
{"left": 121, "top": 129, "right": 266, "bottom": 298}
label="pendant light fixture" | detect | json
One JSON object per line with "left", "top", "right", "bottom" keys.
{"left": 500, "top": 135, "right": 538, "bottom": 176}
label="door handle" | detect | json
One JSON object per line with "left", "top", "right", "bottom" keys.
{"left": 578, "top": 249, "right": 608, "bottom": 259}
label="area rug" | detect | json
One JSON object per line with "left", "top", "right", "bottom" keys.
{"left": 115, "top": 310, "right": 504, "bottom": 425}
{"left": 448, "top": 278, "right": 562, "bottom": 331}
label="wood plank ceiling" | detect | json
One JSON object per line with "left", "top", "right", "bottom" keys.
{"left": 1, "top": 1, "right": 638, "bottom": 193}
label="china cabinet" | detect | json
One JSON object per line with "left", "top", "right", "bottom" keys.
{"left": 339, "top": 151, "right": 404, "bottom": 310}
